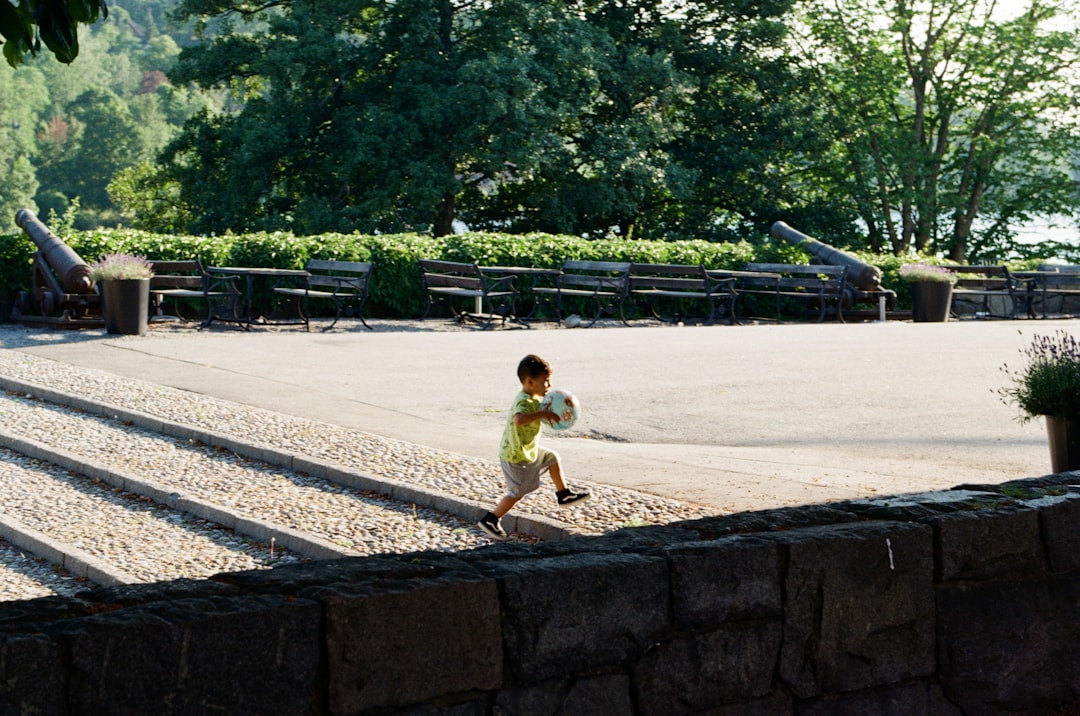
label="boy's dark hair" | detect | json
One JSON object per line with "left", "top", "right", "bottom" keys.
{"left": 518, "top": 354, "right": 551, "bottom": 382}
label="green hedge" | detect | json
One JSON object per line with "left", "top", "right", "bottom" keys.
{"left": 6, "top": 226, "right": 1038, "bottom": 319}
{"left": 0, "top": 228, "right": 778, "bottom": 318}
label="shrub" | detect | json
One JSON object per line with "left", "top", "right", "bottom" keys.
{"left": 88, "top": 253, "right": 154, "bottom": 281}
{"left": 999, "top": 331, "right": 1080, "bottom": 423}
{"left": 899, "top": 263, "right": 958, "bottom": 284}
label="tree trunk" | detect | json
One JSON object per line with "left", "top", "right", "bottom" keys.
{"left": 433, "top": 192, "right": 455, "bottom": 238}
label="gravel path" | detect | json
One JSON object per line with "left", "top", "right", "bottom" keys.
{"left": 0, "top": 324, "right": 714, "bottom": 601}
{"left": 0, "top": 444, "right": 293, "bottom": 580}
{"left": 0, "top": 536, "right": 90, "bottom": 600}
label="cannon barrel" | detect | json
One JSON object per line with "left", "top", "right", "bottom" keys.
{"left": 15, "top": 208, "right": 93, "bottom": 294}
{"left": 770, "top": 221, "right": 882, "bottom": 290}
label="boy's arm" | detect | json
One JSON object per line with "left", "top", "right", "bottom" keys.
{"left": 513, "top": 409, "right": 559, "bottom": 426}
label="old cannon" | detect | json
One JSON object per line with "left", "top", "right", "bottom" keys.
{"left": 12, "top": 209, "right": 102, "bottom": 326}
{"left": 770, "top": 221, "right": 896, "bottom": 314}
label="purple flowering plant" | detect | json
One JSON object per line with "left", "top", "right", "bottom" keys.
{"left": 999, "top": 331, "right": 1080, "bottom": 423}
{"left": 898, "top": 263, "right": 958, "bottom": 284}
{"left": 89, "top": 253, "right": 154, "bottom": 281}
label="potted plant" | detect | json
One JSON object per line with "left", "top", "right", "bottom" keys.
{"left": 999, "top": 331, "right": 1080, "bottom": 472}
{"left": 89, "top": 253, "right": 154, "bottom": 335}
{"left": 899, "top": 263, "right": 957, "bottom": 322}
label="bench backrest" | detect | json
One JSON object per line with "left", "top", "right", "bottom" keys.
{"left": 951, "top": 265, "right": 1014, "bottom": 291}
{"left": 559, "top": 260, "right": 631, "bottom": 291}
{"left": 305, "top": 259, "right": 371, "bottom": 291}
{"left": 630, "top": 263, "right": 721, "bottom": 292}
{"left": 743, "top": 263, "right": 847, "bottom": 292}
{"left": 149, "top": 259, "right": 205, "bottom": 291}
{"left": 1037, "top": 264, "right": 1080, "bottom": 273}
{"left": 744, "top": 262, "right": 846, "bottom": 276}
{"left": 418, "top": 259, "right": 484, "bottom": 291}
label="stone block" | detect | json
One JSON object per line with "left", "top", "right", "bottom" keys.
{"left": 675, "top": 504, "right": 857, "bottom": 540}
{"left": 75, "top": 576, "right": 238, "bottom": 607}
{"left": 1035, "top": 494, "right": 1080, "bottom": 573}
{"left": 796, "top": 680, "right": 961, "bottom": 716}
{"left": 937, "top": 573, "right": 1080, "bottom": 714}
{"left": 0, "top": 633, "right": 65, "bottom": 714}
{"left": 496, "top": 672, "right": 634, "bottom": 716}
{"left": 931, "top": 506, "right": 1046, "bottom": 582}
{"left": 0, "top": 594, "right": 92, "bottom": 632}
{"left": 632, "top": 621, "right": 782, "bottom": 712}
{"left": 322, "top": 573, "right": 502, "bottom": 713}
{"left": 778, "top": 521, "right": 935, "bottom": 699}
{"left": 666, "top": 534, "right": 783, "bottom": 629}
{"left": 395, "top": 699, "right": 488, "bottom": 715}
{"left": 53, "top": 595, "right": 323, "bottom": 715}
{"left": 708, "top": 691, "right": 793, "bottom": 715}
{"left": 218, "top": 551, "right": 479, "bottom": 596}
{"left": 487, "top": 552, "right": 668, "bottom": 683}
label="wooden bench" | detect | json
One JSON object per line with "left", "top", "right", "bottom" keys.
{"left": 949, "top": 265, "right": 1020, "bottom": 319}
{"left": 418, "top": 259, "right": 516, "bottom": 328}
{"left": 629, "top": 263, "right": 737, "bottom": 325}
{"left": 532, "top": 260, "right": 632, "bottom": 327}
{"left": 272, "top": 259, "right": 372, "bottom": 330}
{"left": 148, "top": 259, "right": 241, "bottom": 326}
{"left": 740, "top": 263, "right": 848, "bottom": 322}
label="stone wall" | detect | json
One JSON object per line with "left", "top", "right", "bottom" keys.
{"left": 3, "top": 473, "right": 1080, "bottom": 715}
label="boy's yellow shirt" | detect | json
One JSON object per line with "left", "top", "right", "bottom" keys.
{"left": 499, "top": 391, "right": 542, "bottom": 464}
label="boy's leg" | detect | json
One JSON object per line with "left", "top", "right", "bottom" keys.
{"left": 479, "top": 461, "right": 533, "bottom": 541}
{"left": 543, "top": 453, "right": 589, "bottom": 506}
{"left": 479, "top": 495, "right": 517, "bottom": 540}
{"left": 547, "top": 461, "right": 567, "bottom": 492}
{"left": 493, "top": 495, "right": 520, "bottom": 518}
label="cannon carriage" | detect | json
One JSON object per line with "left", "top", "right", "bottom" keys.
{"left": 11, "top": 209, "right": 103, "bottom": 326}
{"left": 770, "top": 221, "right": 896, "bottom": 317}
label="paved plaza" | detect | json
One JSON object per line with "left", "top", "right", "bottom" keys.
{"left": 7, "top": 317, "right": 1067, "bottom": 514}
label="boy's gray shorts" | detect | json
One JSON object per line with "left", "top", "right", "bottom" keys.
{"left": 501, "top": 448, "right": 560, "bottom": 498}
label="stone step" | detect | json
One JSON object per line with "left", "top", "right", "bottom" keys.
{"left": 0, "top": 389, "right": 531, "bottom": 601}
{"left": 0, "top": 441, "right": 295, "bottom": 593}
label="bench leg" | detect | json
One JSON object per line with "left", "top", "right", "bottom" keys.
{"left": 706, "top": 295, "right": 736, "bottom": 326}
{"left": 295, "top": 295, "right": 311, "bottom": 331}
{"left": 578, "top": 293, "right": 628, "bottom": 327}
{"left": 351, "top": 299, "right": 372, "bottom": 330}
{"left": 582, "top": 293, "right": 605, "bottom": 327}
{"left": 421, "top": 293, "right": 446, "bottom": 321}
{"left": 202, "top": 293, "right": 246, "bottom": 331}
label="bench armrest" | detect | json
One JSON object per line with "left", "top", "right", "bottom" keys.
{"left": 482, "top": 273, "right": 516, "bottom": 293}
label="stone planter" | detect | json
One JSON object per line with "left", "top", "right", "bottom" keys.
{"left": 99, "top": 278, "right": 150, "bottom": 335}
{"left": 1046, "top": 416, "right": 1080, "bottom": 473}
{"left": 910, "top": 281, "right": 953, "bottom": 322}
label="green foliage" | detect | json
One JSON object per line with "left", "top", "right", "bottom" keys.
{"left": 999, "top": 331, "right": 1080, "bottom": 423}
{"left": 154, "top": 0, "right": 807, "bottom": 240}
{"left": 3, "top": 1, "right": 211, "bottom": 233}
{"left": 0, "top": 231, "right": 35, "bottom": 301}
{"left": 0, "top": 0, "right": 108, "bottom": 67}
{"left": 0, "top": 228, "right": 765, "bottom": 317}
{"left": 31, "top": 222, "right": 1075, "bottom": 316}
{"left": 795, "top": 0, "right": 1080, "bottom": 261}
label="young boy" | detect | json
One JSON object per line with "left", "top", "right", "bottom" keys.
{"left": 477, "top": 354, "right": 589, "bottom": 540}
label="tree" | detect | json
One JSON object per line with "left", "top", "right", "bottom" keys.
{"left": 22, "top": 3, "right": 206, "bottom": 228}
{"left": 0, "top": 0, "right": 109, "bottom": 67}
{"left": 794, "top": 0, "right": 1080, "bottom": 260}
{"left": 151, "top": 0, "right": 806, "bottom": 239}
{"left": 0, "top": 64, "right": 47, "bottom": 230}
{"left": 157, "top": 0, "right": 604, "bottom": 236}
